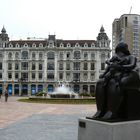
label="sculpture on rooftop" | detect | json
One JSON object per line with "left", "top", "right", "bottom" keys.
{"left": 92, "top": 42, "right": 140, "bottom": 121}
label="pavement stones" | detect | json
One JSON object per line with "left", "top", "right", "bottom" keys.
{"left": 0, "top": 97, "right": 96, "bottom": 140}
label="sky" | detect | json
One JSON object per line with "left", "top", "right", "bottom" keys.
{"left": 0, "top": 0, "right": 140, "bottom": 41}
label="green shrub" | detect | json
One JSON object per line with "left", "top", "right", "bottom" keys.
{"left": 79, "top": 93, "right": 95, "bottom": 97}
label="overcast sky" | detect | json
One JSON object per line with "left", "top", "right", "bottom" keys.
{"left": 0, "top": 0, "right": 140, "bottom": 41}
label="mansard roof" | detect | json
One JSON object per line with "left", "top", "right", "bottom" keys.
{"left": 8, "top": 39, "right": 96, "bottom": 47}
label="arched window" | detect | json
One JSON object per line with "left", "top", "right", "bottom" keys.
{"left": 21, "top": 51, "right": 28, "bottom": 59}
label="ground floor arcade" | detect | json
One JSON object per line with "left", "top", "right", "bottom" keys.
{"left": 0, "top": 82, "right": 96, "bottom": 96}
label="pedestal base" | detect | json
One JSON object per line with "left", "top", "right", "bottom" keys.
{"left": 78, "top": 118, "right": 140, "bottom": 140}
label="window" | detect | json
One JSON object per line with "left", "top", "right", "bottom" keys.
{"left": 91, "top": 52, "right": 95, "bottom": 60}
{"left": 0, "top": 53, "right": 3, "bottom": 59}
{"left": 59, "top": 62, "right": 63, "bottom": 70}
{"left": 0, "top": 73, "right": 2, "bottom": 79}
{"left": 39, "top": 63, "right": 43, "bottom": 70}
{"left": 32, "top": 63, "right": 36, "bottom": 70}
{"left": 91, "top": 63, "right": 95, "bottom": 70}
{"left": 83, "top": 62, "right": 88, "bottom": 70}
{"left": 91, "top": 73, "right": 95, "bottom": 81}
{"left": 73, "top": 73, "right": 80, "bottom": 81}
{"left": 101, "top": 63, "right": 105, "bottom": 70}
{"left": 21, "top": 62, "right": 28, "bottom": 70}
{"left": 21, "top": 51, "right": 28, "bottom": 59}
{"left": 47, "top": 73, "right": 54, "bottom": 80}
{"left": 83, "top": 85, "right": 88, "bottom": 93}
{"left": 47, "top": 62, "right": 54, "bottom": 70}
{"left": 73, "top": 62, "right": 80, "bottom": 70}
{"left": 32, "top": 52, "right": 36, "bottom": 59}
{"left": 66, "top": 72, "right": 70, "bottom": 81}
{"left": 83, "top": 73, "right": 88, "bottom": 81}
{"left": 74, "top": 51, "right": 80, "bottom": 59}
{"left": 66, "top": 63, "right": 70, "bottom": 70}
{"left": 15, "top": 73, "right": 19, "bottom": 79}
{"left": 8, "top": 73, "right": 12, "bottom": 79}
{"left": 59, "top": 52, "right": 63, "bottom": 59}
{"left": 39, "top": 73, "right": 42, "bottom": 79}
{"left": 125, "top": 17, "right": 127, "bottom": 27}
{"left": 8, "top": 63, "right": 12, "bottom": 70}
{"left": 59, "top": 73, "right": 63, "bottom": 80}
{"left": 47, "top": 52, "right": 54, "bottom": 60}
{"left": 0, "top": 63, "right": 2, "bottom": 70}
{"left": 66, "top": 52, "right": 70, "bottom": 59}
{"left": 15, "top": 52, "right": 19, "bottom": 59}
{"left": 8, "top": 52, "right": 12, "bottom": 59}
{"left": 15, "top": 63, "right": 19, "bottom": 70}
{"left": 21, "top": 73, "right": 28, "bottom": 81}
{"left": 39, "top": 52, "right": 43, "bottom": 59}
{"left": 32, "top": 73, "right": 35, "bottom": 79}
{"left": 84, "top": 52, "right": 88, "bottom": 59}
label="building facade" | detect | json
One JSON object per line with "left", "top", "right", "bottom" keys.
{"left": 0, "top": 26, "right": 110, "bottom": 96}
{"left": 112, "top": 14, "right": 140, "bottom": 60}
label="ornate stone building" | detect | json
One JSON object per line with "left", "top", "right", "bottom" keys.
{"left": 0, "top": 26, "right": 110, "bottom": 96}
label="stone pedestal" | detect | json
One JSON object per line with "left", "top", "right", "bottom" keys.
{"left": 78, "top": 118, "right": 140, "bottom": 140}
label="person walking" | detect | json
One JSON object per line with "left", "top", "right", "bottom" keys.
{"left": 4, "top": 88, "right": 8, "bottom": 102}
{"left": 0, "top": 92, "right": 2, "bottom": 99}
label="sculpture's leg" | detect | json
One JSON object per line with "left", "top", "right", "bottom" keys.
{"left": 102, "top": 79, "right": 122, "bottom": 120}
{"left": 93, "top": 79, "right": 106, "bottom": 118}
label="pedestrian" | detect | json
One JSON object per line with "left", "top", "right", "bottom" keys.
{"left": 0, "top": 92, "right": 2, "bottom": 99}
{"left": 4, "top": 88, "right": 8, "bottom": 102}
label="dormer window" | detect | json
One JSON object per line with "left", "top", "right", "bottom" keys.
{"left": 39, "top": 43, "right": 43, "bottom": 47}
{"left": 60, "top": 43, "right": 64, "bottom": 47}
{"left": 24, "top": 43, "right": 28, "bottom": 47}
{"left": 16, "top": 43, "right": 20, "bottom": 48}
{"left": 75, "top": 43, "right": 80, "bottom": 47}
{"left": 91, "top": 43, "right": 95, "bottom": 47}
{"left": 9, "top": 43, "right": 13, "bottom": 48}
{"left": 32, "top": 43, "right": 36, "bottom": 48}
{"left": 84, "top": 43, "right": 88, "bottom": 47}
{"left": 67, "top": 43, "right": 71, "bottom": 47}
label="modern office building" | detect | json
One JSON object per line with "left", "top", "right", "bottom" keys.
{"left": 112, "top": 14, "right": 140, "bottom": 60}
{"left": 0, "top": 26, "right": 110, "bottom": 96}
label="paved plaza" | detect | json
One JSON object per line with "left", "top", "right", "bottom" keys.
{"left": 0, "top": 96, "right": 96, "bottom": 140}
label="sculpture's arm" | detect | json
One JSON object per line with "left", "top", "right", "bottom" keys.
{"left": 121, "top": 55, "right": 137, "bottom": 71}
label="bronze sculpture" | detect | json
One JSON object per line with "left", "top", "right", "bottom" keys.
{"left": 93, "top": 42, "right": 140, "bottom": 121}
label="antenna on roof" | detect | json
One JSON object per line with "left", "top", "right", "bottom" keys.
{"left": 129, "top": 6, "right": 132, "bottom": 14}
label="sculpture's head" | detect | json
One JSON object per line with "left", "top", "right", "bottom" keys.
{"left": 115, "top": 42, "right": 130, "bottom": 55}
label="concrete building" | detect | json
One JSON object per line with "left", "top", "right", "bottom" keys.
{"left": 0, "top": 26, "right": 110, "bottom": 96}
{"left": 112, "top": 14, "right": 140, "bottom": 60}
